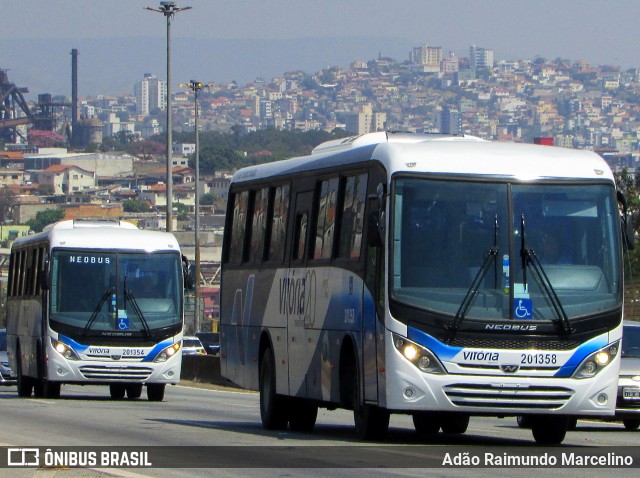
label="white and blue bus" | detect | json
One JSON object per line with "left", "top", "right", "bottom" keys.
{"left": 6, "top": 219, "right": 190, "bottom": 401}
{"left": 220, "top": 132, "right": 633, "bottom": 443}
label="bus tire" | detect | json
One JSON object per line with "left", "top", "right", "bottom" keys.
{"left": 16, "top": 345, "right": 33, "bottom": 398}
{"left": 531, "top": 416, "right": 568, "bottom": 444}
{"left": 440, "top": 413, "right": 470, "bottom": 434}
{"left": 147, "top": 383, "right": 165, "bottom": 402}
{"left": 623, "top": 419, "right": 640, "bottom": 430}
{"left": 39, "top": 381, "right": 61, "bottom": 399}
{"left": 288, "top": 399, "right": 318, "bottom": 432}
{"left": 412, "top": 412, "right": 441, "bottom": 436}
{"left": 352, "top": 363, "right": 389, "bottom": 440}
{"left": 110, "top": 384, "right": 126, "bottom": 400}
{"left": 259, "top": 347, "right": 288, "bottom": 430}
{"left": 126, "top": 384, "right": 143, "bottom": 399}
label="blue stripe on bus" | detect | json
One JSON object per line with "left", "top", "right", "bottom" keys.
{"left": 552, "top": 334, "right": 608, "bottom": 377}
{"left": 58, "top": 334, "right": 90, "bottom": 353}
{"left": 140, "top": 339, "right": 175, "bottom": 362}
{"left": 407, "top": 326, "right": 462, "bottom": 361}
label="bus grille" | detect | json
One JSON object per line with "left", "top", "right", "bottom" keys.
{"left": 447, "top": 337, "right": 580, "bottom": 350}
{"left": 79, "top": 365, "right": 153, "bottom": 381}
{"left": 443, "top": 383, "right": 574, "bottom": 409}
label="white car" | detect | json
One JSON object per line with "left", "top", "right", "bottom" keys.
{"left": 0, "top": 329, "right": 17, "bottom": 385}
{"left": 182, "top": 336, "right": 206, "bottom": 356}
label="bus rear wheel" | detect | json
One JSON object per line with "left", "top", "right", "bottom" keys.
{"left": 147, "top": 384, "right": 165, "bottom": 402}
{"left": 259, "top": 347, "right": 289, "bottom": 430}
{"left": 623, "top": 419, "right": 640, "bottom": 430}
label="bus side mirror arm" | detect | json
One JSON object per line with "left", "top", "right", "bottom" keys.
{"left": 617, "top": 189, "right": 635, "bottom": 250}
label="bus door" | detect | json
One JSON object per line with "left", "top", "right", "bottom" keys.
{"left": 363, "top": 194, "right": 383, "bottom": 403}
{"left": 287, "top": 189, "right": 315, "bottom": 399}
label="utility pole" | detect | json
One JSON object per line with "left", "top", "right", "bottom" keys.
{"left": 144, "top": 1, "right": 191, "bottom": 232}
{"left": 180, "top": 80, "right": 210, "bottom": 332}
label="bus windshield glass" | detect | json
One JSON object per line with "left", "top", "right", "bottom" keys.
{"left": 391, "top": 177, "right": 621, "bottom": 322}
{"left": 50, "top": 251, "right": 183, "bottom": 337}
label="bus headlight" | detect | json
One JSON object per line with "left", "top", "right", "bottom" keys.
{"left": 572, "top": 341, "right": 619, "bottom": 379}
{"left": 50, "top": 338, "right": 80, "bottom": 361}
{"left": 393, "top": 334, "right": 446, "bottom": 374}
{"left": 153, "top": 342, "right": 181, "bottom": 363}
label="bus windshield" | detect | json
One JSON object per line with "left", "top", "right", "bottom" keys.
{"left": 391, "top": 177, "right": 621, "bottom": 322}
{"left": 50, "top": 250, "right": 183, "bottom": 337}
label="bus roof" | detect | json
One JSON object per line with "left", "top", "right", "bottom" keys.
{"left": 12, "top": 220, "right": 181, "bottom": 253}
{"left": 231, "top": 132, "right": 614, "bottom": 185}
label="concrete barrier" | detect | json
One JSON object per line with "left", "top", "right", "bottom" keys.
{"left": 180, "top": 354, "right": 239, "bottom": 388}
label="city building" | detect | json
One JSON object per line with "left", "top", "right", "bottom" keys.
{"left": 134, "top": 73, "right": 167, "bottom": 117}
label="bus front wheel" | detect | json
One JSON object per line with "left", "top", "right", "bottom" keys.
{"left": 352, "top": 364, "right": 389, "bottom": 440}
{"left": 110, "top": 384, "right": 126, "bottom": 400}
{"left": 16, "top": 345, "right": 33, "bottom": 398}
{"left": 147, "top": 384, "right": 165, "bottom": 402}
{"left": 126, "top": 384, "right": 143, "bottom": 399}
{"left": 259, "top": 347, "right": 288, "bottom": 430}
{"left": 531, "top": 415, "right": 568, "bottom": 444}
{"left": 288, "top": 399, "right": 318, "bottom": 432}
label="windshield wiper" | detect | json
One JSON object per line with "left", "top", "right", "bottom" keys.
{"left": 446, "top": 215, "right": 499, "bottom": 344}
{"left": 83, "top": 288, "right": 114, "bottom": 337}
{"left": 124, "top": 287, "right": 153, "bottom": 340}
{"left": 519, "top": 214, "right": 572, "bottom": 335}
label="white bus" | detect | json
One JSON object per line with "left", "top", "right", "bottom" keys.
{"left": 220, "top": 132, "right": 633, "bottom": 444}
{"left": 6, "top": 219, "right": 190, "bottom": 401}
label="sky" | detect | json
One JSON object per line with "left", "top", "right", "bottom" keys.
{"left": 2, "top": 0, "right": 639, "bottom": 98}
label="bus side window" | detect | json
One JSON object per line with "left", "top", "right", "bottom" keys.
{"left": 249, "top": 188, "right": 269, "bottom": 263}
{"left": 314, "top": 177, "right": 339, "bottom": 260}
{"left": 229, "top": 190, "right": 249, "bottom": 264}
{"left": 339, "top": 173, "right": 368, "bottom": 259}
{"left": 268, "top": 184, "right": 290, "bottom": 262}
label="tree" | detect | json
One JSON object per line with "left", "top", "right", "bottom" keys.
{"left": 123, "top": 199, "right": 152, "bottom": 213}
{"left": 127, "top": 140, "right": 165, "bottom": 160}
{"left": 0, "top": 188, "right": 17, "bottom": 222}
{"left": 28, "top": 129, "right": 66, "bottom": 148}
{"left": 26, "top": 209, "right": 65, "bottom": 233}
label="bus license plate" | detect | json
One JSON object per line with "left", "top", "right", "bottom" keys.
{"left": 623, "top": 387, "right": 640, "bottom": 400}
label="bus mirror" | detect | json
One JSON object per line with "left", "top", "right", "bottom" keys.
{"left": 39, "top": 271, "right": 50, "bottom": 290}
{"left": 182, "top": 255, "right": 195, "bottom": 290}
{"left": 39, "top": 255, "right": 50, "bottom": 290}
{"left": 368, "top": 211, "right": 383, "bottom": 247}
{"left": 617, "top": 190, "right": 635, "bottom": 250}
{"left": 625, "top": 213, "right": 635, "bottom": 250}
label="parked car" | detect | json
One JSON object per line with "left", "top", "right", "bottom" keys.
{"left": 0, "top": 329, "right": 17, "bottom": 385}
{"left": 196, "top": 332, "right": 220, "bottom": 356}
{"left": 517, "top": 321, "right": 640, "bottom": 431}
{"left": 182, "top": 336, "right": 206, "bottom": 355}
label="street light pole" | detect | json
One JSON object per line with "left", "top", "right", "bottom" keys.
{"left": 180, "top": 80, "right": 210, "bottom": 333}
{"left": 144, "top": 1, "right": 191, "bottom": 232}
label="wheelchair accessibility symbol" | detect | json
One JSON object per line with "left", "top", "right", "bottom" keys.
{"left": 118, "top": 318, "right": 130, "bottom": 330}
{"left": 513, "top": 299, "right": 533, "bottom": 319}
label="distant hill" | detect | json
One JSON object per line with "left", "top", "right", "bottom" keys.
{"left": 3, "top": 36, "right": 413, "bottom": 99}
